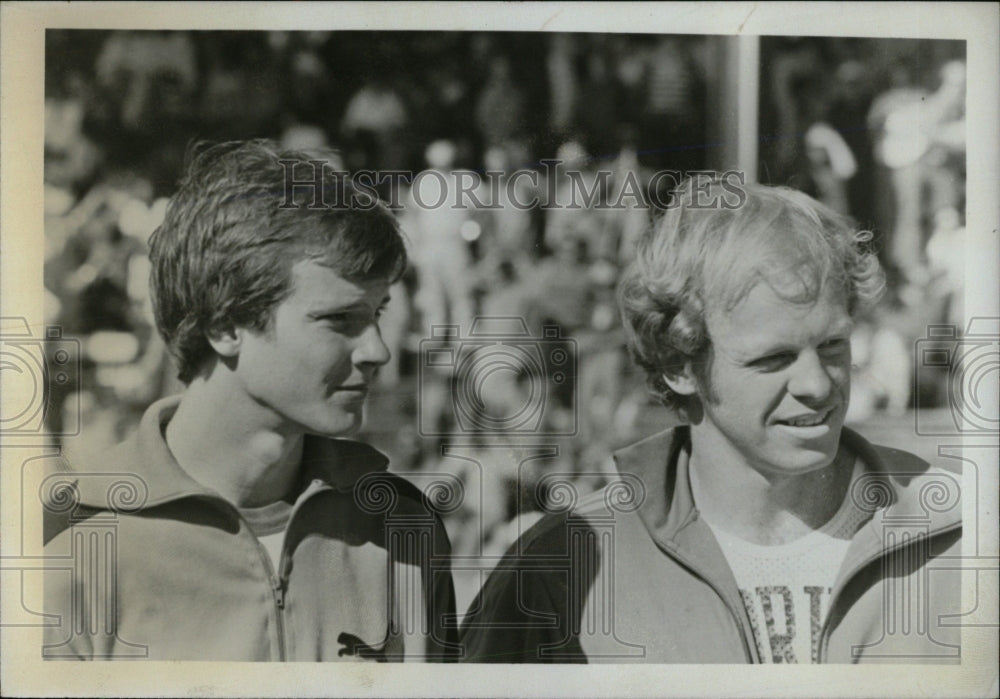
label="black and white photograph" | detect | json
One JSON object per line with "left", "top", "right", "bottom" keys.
{"left": 1, "top": 2, "right": 997, "bottom": 697}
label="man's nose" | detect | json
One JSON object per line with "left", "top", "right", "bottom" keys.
{"left": 354, "top": 323, "right": 391, "bottom": 368}
{"left": 788, "top": 349, "right": 835, "bottom": 401}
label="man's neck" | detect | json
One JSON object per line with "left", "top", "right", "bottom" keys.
{"left": 164, "top": 376, "right": 305, "bottom": 508}
{"left": 687, "top": 433, "right": 855, "bottom": 546}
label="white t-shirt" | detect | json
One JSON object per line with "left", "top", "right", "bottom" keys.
{"left": 696, "top": 460, "right": 871, "bottom": 663}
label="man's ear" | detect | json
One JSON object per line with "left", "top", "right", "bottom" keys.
{"left": 206, "top": 326, "right": 243, "bottom": 358}
{"left": 662, "top": 362, "right": 698, "bottom": 397}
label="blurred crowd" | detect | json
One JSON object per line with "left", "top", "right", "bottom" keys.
{"left": 43, "top": 31, "right": 966, "bottom": 612}
{"left": 756, "top": 38, "right": 967, "bottom": 423}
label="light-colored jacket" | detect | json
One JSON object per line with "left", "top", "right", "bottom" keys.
{"left": 460, "top": 426, "right": 962, "bottom": 663}
{"left": 43, "top": 397, "right": 458, "bottom": 661}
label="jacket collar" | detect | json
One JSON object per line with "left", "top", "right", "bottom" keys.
{"left": 67, "top": 396, "right": 390, "bottom": 510}
{"left": 611, "top": 425, "right": 739, "bottom": 594}
{"left": 612, "top": 424, "right": 961, "bottom": 556}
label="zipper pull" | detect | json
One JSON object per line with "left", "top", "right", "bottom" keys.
{"left": 273, "top": 579, "right": 286, "bottom": 609}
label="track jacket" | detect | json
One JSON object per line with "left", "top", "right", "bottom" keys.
{"left": 460, "top": 426, "right": 962, "bottom": 663}
{"left": 43, "top": 397, "right": 458, "bottom": 661}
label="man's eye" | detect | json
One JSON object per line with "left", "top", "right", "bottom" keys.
{"left": 321, "top": 314, "right": 367, "bottom": 332}
{"left": 322, "top": 311, "right": 382, "bottom": 335}
{"left": 753, "top": 353, "right": 794, "bottom": 371}
{"left": 820, "top": 339, "right": 850, "bottom": 355}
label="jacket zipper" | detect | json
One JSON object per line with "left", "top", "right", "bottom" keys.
{"left": 251, "top": 534, "right": 288, "bottom": 661}
{"left": 223, "top": 501, "right": 289, "bottom": 662}
{"left": 229, "top": 481, "right": 328, "bottom": 661}
{"left": 816, "top": 522, "right": 961, "bottom": 662}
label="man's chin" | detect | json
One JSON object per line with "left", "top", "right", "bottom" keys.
{"left": 306, "top": 413, "right": 364, "bottom": 439}
{"left": 331, "top": 419, "right": 363, "bottom": 438}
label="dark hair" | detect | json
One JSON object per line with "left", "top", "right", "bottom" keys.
{"left": 149, "top": 139, "right": 407, "bottom": 383}
{"left": 618, "top": 178, "right": 884, "bottom": 410}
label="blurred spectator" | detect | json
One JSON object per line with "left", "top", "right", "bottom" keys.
{"left": 199, "top": 34, "right": 284, "bottom": 138}
{"left": 825, "top": 56, "right": 881, "bottom": 224}
{"left": 925, "top": 205, "right": 965, "bottom": 328}
{"left": 767, "top": 38, "right": 824, "bottom": 183}
{"left": 341, "top": 74, "right": 410, "bottom": 171}
{"left": 424, "top": 62, "right": 474, "bottom": 143}
{"left": 868, "top": 59, "right": 965, "bottom": 284}
{"left": 577, "top": 51, "right": 623, "bottom": 158}
{"left": 542, "top": 140, "right": 604, "bottom": 259}
{"left": 95, "top": 31, "right": 198, "bottom": 133}
{"left": 640, "top": 36, "right": 704, "bottom": 172}
{"left": 91, "top": 31, "right": 201, "bottom": 193}
{"left": 44, "top": 166, "right": 172, "bottom": 456}
{"left": 476, "top": 146, "right": 537, "bottom": 272}
{"left": 531, "top": 236, "right": 595, "bottom": 338}
{"left": 610, "top": 36, "right": 648, "bottom": 123}
{"left": 847, "top": 304, "right": 913, "bottom": 422}
{"left": 274, "top": 32, "right": 340, "bottom": 150}
{"left": 405, "top": 140, "right": 476, "bottom": 334}
{"left": 546, "top": 34, "right": 578, "bottom": 137}
{"left": 800, "top": 78, "right": 858, "bottom": 215}
{"left": 475, "top": 55, "right": 527, "bottom": 152}
{"left": 44, "top": 82, "right": 103, "bottom": 195}
{"left": 601, "top": 130, "right": 652, "bottom": 268}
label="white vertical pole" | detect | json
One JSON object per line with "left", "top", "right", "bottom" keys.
{"left": 735, "top": 35, "right": 760, "bottom": 184}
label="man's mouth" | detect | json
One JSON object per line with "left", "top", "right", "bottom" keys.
{"left": 777, "top": 408, "right": 834, "bottom": 427}
{"left": 337, "top": 383, "right": 369, "bottom": 394}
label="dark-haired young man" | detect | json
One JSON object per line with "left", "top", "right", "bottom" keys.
{"left": 460, "top": 180, "right": 961, "bottom": 663}
{"left": 44, "top": 140, "right": 456, "bottom": 661}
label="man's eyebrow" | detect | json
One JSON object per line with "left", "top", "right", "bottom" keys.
{"left": 821, "top": 319, "right": 855, "bottom": 338}
{"left": 741, "top": 342, "right": 794, "bottom": 361}
{"left": 311, "top": 295, "right": 392, "bottom": 315}
{"left": 308, "top": 300, "right": 366, "bottom": 315}
{"left": 741, "top": 322, "right": 854, "bottom": 359}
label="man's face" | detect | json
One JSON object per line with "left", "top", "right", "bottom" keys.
{"left": 690, "top": 279, "right": 853, "bottom": 479}
{"left": 233, "top": 259, "right": 391, "bottom": 438}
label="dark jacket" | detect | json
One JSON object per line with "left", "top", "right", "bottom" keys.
{"left": 460, "top": 426, "right": 962, "bottom": 663}
{"left": 43, "top": 397, "right": 458, "bottom": 661}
